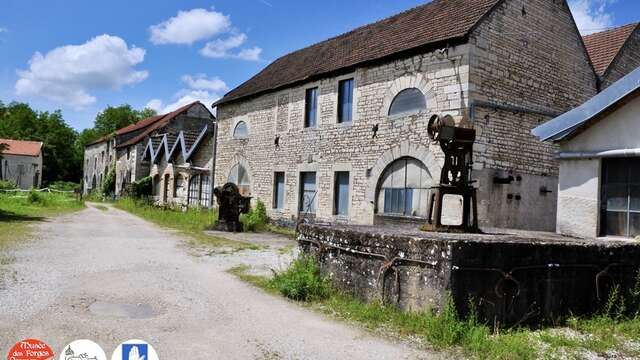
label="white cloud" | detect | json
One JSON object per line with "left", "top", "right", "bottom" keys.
{"left": 569, "top": 0, "right": 615, "bottom": 35}
{"left": 181, "top": 74, "right": 229, "bottom": 92}
{"left": 0, "top": 27, "right": 7, "bottom": 33}
{"left": 146, "top": 74, "right": 228, "bottom": 114}
{"left": 149, "top": 8, "right": 230, "bottom": 45}
{"left": 15, "top": 34, "right": 148, "bottom": 108}
{"left": 200, "top": 33, "right": 262, "bottom": 61}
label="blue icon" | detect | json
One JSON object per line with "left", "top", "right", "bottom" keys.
{"left": 122, "top": 344, "right": 148, "bottom": 360}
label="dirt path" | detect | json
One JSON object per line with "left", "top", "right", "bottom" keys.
{"left": 0, "top": 203, "right": 432, "bottom": 359}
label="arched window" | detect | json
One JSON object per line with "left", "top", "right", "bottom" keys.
{"left": 376, "top": 157, "right": 432, "bottom": 217}
{"left": 228, "top": 163, "right": 251, "bottom": 196}
{"left": 152, "top": 174, "right": 161, "bottom": 197}
{"left": 233, "top": 121, "right": 248, "bottom": 139}
{"left": 388, "top": 88, "right": 427, "bottom": 117}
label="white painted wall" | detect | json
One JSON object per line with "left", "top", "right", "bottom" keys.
{"left": 1, "top": 153, "right": 42, "bottom": 189}
{"left": 557, "top": 94, "right": 640, "bottom": 238}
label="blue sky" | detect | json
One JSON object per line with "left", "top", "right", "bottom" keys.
{"left": 0, "top": 0, "right": 638, "bottom": 130}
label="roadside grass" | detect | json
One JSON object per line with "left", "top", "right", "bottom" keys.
{"left": 265, "top": 224, "right": 296, "bottom": 239}
{"left": 114, "top": 198, "right": 261, "bottom": 253}
{"left": 229, "top": 255, "right": 640, "bottom": 359}
{"left": 0, "top": 191, "right": 85, "bottom": 248}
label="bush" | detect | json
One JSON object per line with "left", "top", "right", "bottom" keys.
{"left": 0, "top": 180, "right": 16, "bottom": 190}
{"left": 48, "top": 181, "right": 80, "bottom": 192}
{"left": 26, "top": 190, "right": 46, "bottom": 205}
{"left": 101, "top": 166, "right": 116, "bottom": 195}
{"left": 240, "top": 200, "right": 269, "bottom": 232}
{"left": 131, "top": 176, "right": 152, "bottom": 198}
{"left": 269, "top": 254, "right": 332, "bottom": 302}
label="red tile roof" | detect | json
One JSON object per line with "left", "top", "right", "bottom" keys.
{"left": 583, "top": 23, "right": 639, "bottom": 76}
{"left": 0, "top": 138, "right": 43, "bottom": 157}
{"left": 115, "top": 102, "right": 202, "bottom": 148}
{"left": 116, "top": 114, "right": 165, "bottom": 135}
{"left": 214, "top": 0, "right": 502, "bottom": 106}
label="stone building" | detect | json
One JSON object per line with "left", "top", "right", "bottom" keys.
{"left": 212, "top": 0, "right": 599, "bottom": 230}
{"left": 533, "top": 67, "right": 640, "bottom": 239}
{"left": 83, "top": 102, "right": 216, "bottom": 201}
{"left": 0, "top": 138, "right": 43, "bottom": 189}
{"left": 83, "top": 135, "right": 116, "bottom": 194}
{"left": 583, "top": 23, "right": 640, "bottom": 90}
{"left": 141, "top": 103, "right": 216, "bottom": 207}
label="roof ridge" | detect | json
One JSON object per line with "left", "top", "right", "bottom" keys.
{"left": 582, "top": 22, "right": 639, "bottom": 40}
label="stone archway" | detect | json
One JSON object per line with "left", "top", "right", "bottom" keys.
{"left": 365, "top": 141, "right": 442, "bottom": 206}
{"left": 227, "top": 153, "right": 253, "bottom": 196}
{"left": 379, "top": 74, "right": 438, "bottom": 117}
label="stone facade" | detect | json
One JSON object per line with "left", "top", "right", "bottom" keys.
{"left": 114, "top": 142, "right": 147, "bottom": 195}
{"left": 601, "top": 27, "right": 640, "bottom": 89}
{"left": 1, "top": 152, "right": 42, "bottom": 189}
{"left": 214, "top": 0, "right": 599, "bottom": 231}
{"left": 83, "top": 137, "right": 116, "bottom": 194}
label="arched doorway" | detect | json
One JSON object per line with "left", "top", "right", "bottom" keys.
{"left": 228, "top": 163, "right": 251, "bottom": 196}
{"left": 375, "top": 157, "right": 433, "bottom": 217}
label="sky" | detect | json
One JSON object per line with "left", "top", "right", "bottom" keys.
{"left": 0, "top": 0, "right": 638, "bottom": 131}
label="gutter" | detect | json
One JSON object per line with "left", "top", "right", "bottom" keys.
{"left": 556, "top": 148, "right": 640, "bottom": 160}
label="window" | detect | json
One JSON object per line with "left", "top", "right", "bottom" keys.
{"left": 388, "top": 88, "right": 427, "bottom": 117}
{"left": 377, "top": 157, "right": 432, "bottom": 217}
{"left": 304, "top": 87, "right": 318, "bottom": 128}
{"left": 233, "top": 121, "right": 248, "bottom": 138}
{"left": 299, "top": 172, "right": 317, "bottom": 213}
{"left": 228, "top": 163, "right": 251, "bottom": 196}
{"left": 188, "top": 175, "right": 200, "bottom": 205}
{"left": 200, "top": 175, "right": 211, "bottom": 207}
{"left": 334, "top": 172, "right": 349, "bottom": 216}
{"left": 174, "top": 174, "right": 185, "bottom": 198}
{"left": 601, "top": 158, "right": 640, "bottom": 237}
{"left": 153, "top": 175, "right": 161, "bottom": 197}
{"left": 126, "top": 147, "right": 131, "bottom": 160}
{"left": 338, "top": 79, "right": 354, "bottom": 123}
{"left": 273, "top": 172, "right": 285, "bottom": 209}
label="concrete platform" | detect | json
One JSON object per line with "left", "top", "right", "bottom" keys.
{"left": 298, "top": 223, "right": 640, "bottom": 326}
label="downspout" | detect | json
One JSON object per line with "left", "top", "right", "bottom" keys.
{"left": 209, "top": 117, "right": 218, "bottom": 208}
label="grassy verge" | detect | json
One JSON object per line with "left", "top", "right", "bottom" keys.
{"left": 114, "top": 198, "right": 261, "bottom": 253}
{"left": 0, "top": 191, "right": 85, "bottom": 248}
{"left": 228, "top": 256, "right": 640, "bottom": 359}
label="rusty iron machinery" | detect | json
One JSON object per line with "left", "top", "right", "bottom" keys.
{"left": 423, "top": 114, "right": 479, "bottom": 233}
{"left": 213, "top": 182, "right": 251, "bottom": 232}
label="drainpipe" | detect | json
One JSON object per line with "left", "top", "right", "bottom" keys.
{"left": 556, "top": 148, "right": 640, "bottom": 160}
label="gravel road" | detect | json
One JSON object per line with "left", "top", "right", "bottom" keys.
{"left": 0, "top": 203, "right": 433, "bottom": 359}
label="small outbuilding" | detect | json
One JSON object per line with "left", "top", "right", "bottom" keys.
{"left": 0, "top": 138, "right": 43, "bottom": 189}
{"left": 533, "top": 66, "right": 640, "bottom": 239}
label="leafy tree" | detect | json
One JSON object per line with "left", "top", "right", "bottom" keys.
{"left": 93, "top": 105, "right": 157, "bottom": 138}
{"left": 101, "top": 165, "right": 116, "bottom": 195}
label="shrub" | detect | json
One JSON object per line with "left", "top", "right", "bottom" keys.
{"left": 26, "top": 190, "right": 46, "bottom": 205}
{"left": 101, "top": 166, "right": 116, "bottom": 195}
{"left": 269, "top": 254, "right": 332, "bottom": 302}
{"left": 49, "top": 181, "right": 80, "bottom": 192}
{"left": 240, "top": 199, "right": 269, "bottom": 232}
{"left": 131, "top": 176, "right": 152, "bottom": 198}
{"left": 0, "top": 180, "right": 16, "bottom": 190}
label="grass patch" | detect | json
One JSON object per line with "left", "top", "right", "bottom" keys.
{"left": 0, "top": 191, "right": 85, "bottom": 248}
{"left": 94, "top": 204, "right": 109, "bottom": 211}
{"left": 114, "top": 198, "right": 260, "bottom": 253}
{"left": 266, "top": 224, "right": 296, "bottom": 239}
{"left": 229, "top": 255, "right": 640, "bottom": 359}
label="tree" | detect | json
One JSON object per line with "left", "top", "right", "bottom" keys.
{"left": 93, "top": 105, "right": 157, "bottom": 138}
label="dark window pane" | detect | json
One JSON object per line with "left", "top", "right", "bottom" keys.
{"left": 388, "top": 88, "right": 427, "bottom": 117}
{"left": 338, "top": 79, "right": 353, "bottom": 123}
{"left": 305, "top": 88, "right": 317, "bottom": 128}
{"left": 630, "top": 213, "right": 640, "bottom": 237}
{"left": 605, "top": 211, "right": 628, "bottom": 237}
{"left": 274, "top": 172, "right": 285, "bottom": 209}
{"left": 405, "top": 188, "right": 414, "bottom": 216}
{"left": 605, "top": 184, "right": 628, "bottom": 211}
{"left": 630, "top": 184, "right": 640, "bottom": 211}
{"left": 605, "top": 159, "right": 628, "bottom": 184}
{"left": 334, "top": 172, "right": 349, "bottom": 215}
{"left": 300, "top": 172, "right": 316, "bottom": 213}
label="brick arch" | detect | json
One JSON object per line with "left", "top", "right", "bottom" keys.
{"left": 380, "top": 74, "right": 437, "bottom": 117}
{"left": 365, "top": 141, "right": 441, "bottom": 203}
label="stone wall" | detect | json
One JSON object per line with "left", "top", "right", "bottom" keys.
{"left": 83, "top": 138, "right": 115, "bottom": 194}
{"left": 115, "top": 142, "right": 146, "bottom": 195}
{"left": 1, "top": 153, "right": 42, "bottom": 190}
{"left": 467, "top": 0, "right": 598, "bottom": 230}
{"left": 216, "top": 45, "right": 470, "bottom": 225}
{"left": 601, "top": 27, "right": 640, "bottom": 89}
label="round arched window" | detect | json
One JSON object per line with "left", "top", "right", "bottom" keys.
{"left": 228, "top": 163, "right": 251, "bottom": 196}
{"left": 233, "top": 121, "right": 248, "bottom": 139}
{"left": 388, "top": 88, "right": 427, "bottom": 117}
{"left": 376, "top": 157, "right": 432, "bottom": 217}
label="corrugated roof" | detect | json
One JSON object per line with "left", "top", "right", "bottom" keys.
{"left": 213, "top": 0, "right": 502, "bottom": 106}
{"left": 532, "top": 66, "right": 640, "bottom": 142}
{"left": 0, "top": 138, "right": 43, "bottom": 157}
{"left": 115, "top": 102, "right": 202, "bottom": 149}
{"left": 583, "top": 23, "right": 639, "bottom": 76}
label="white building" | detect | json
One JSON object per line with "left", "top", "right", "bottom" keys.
{"left": 533, "top": 66, "right": 640, "bottom": 239}
{"left": 0, "top": 138, "right": 43, "bottom": 189}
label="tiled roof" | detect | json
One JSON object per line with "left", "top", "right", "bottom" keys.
{"left": 214, "top": 0, "right": 502, "bottom": 106}
{"left": 115, "top": 102, "right": 202, "bottom": 149}
{"left": 115, "top": 114, "right": 165, "bottom": 135}
{"left": 583, "top": 23, "right": 639, "bottom": 76}
{"left": 0, "top": 138, "right": 43, "bottom": 157}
